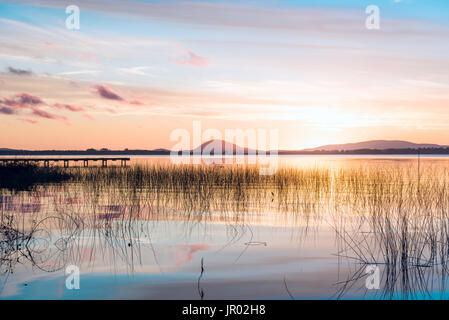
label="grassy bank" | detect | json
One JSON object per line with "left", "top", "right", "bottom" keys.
{"left": 0, "top": 163, "right": 71, "bottom": 190}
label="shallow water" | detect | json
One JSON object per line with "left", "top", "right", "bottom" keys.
{"left": 1, "top": 155, "right": 449, "bottom": 300}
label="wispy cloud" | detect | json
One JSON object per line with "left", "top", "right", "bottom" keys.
{"left": 128, "top": 100, "right": 144, "bottom": 106}
{"left": 0, "top": 106, "right": 15, "bottom": 115}
{"left": 116, "top": 66, "right": 155, "bottom": 76}
{"left": 94, "top": 85, "right": 124, "bottom": 101}
{"left": 174, "top": 47, "right": 210, "bottom": 67}
{"left": 2, "top": 1, "right": 449, "bottom": 148}
{"left": 12, "top": 0, "right": 449, "bottom": 38}
{"left": 7, "top": 66, "right": 33, "bottom": 76}
{"left": 53, "top": 103, "right": 86, "bottom": 112}
{"left": 20, "top": 118, "right": 39, "bottom": 124}
{"left": 30, "top": 107, "right": 67, "bottom": 121}
{"left": 0, "top": 92, "right": 90, "bottom": 123}
{"left": 1, "top": 93, "right": 44, "bottom": 107}
{"left": 58, "top": 70, "right": 99, "bottom": 76}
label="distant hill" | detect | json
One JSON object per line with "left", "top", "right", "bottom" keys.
{"left": 304, "top": 140, "right": 446, "bottom": 151}
{"left": 2, "top": 140, "right": 449, "bottom": 156}
{"left": 191, "top": 139, "right": 257, "bottom": 155}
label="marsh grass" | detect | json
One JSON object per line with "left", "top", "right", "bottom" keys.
{"left": 2, "top": 161, "right": 449, "bottom": 298}
{"left": 0, "top": 163, "right": 71, "bottom": 191}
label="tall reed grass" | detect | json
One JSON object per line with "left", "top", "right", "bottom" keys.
{"left": 2, "top": 161, "right": 449, "bottom": 298}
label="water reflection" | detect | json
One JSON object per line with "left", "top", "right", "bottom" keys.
{"left": 0, "top": 212, "right": 82, "bottom": 282}
{"left": 1, "top": 157, "right": 449, "bottom": 299}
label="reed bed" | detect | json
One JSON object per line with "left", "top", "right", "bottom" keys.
{"left": 2, "top": 161, "right": 449, "bottom": 298}
{"left": 0, "top": 163, "right": 71, "bottom": 190}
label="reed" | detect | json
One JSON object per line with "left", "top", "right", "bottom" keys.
{"left": 2, "top": 160, "right": 449, "bottom": 298}
{"left": 0, "top": 163, "right": 71, "bottom": 190}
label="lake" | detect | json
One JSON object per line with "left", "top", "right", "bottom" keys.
{"left": 1, "top": 155, "right": 449, "bottom": 300}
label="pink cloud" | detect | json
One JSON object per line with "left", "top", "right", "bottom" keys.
{"left": 21, "top": 118, "right": 39, "bottom": 125}
{"left": 31, "top": 107, "right": 68, "bottom": 121}
{"left": 172, "top": 243, "right": 211, "bottom": 267}
{"left": 83, "top": 113, "right": 95, "bottom": 120}
{"left": 18, "top": 93, "right": 43, "bottom": 105}
{"left": 185, "top": 50, "right": 210, "bottom": 67}
{"left": 174, "top": 47, "right": 210, "bottom": 67}
{"left": 0, "top": 106, "right": 15, "bottom": 115}
{"left": 129, "top": 100, "right": 144, "bottom": 105}
{"left": 0, "top": 92, "right": 87, "bottom": 124}
{"left": 105, "top": 107, "right": 118, "bottom": 114}
{"left": 80, "top": 51, "right": 96, "bottom": 61}
{"left": 1, "top": 92, "right": 44, "bottom": 107}
{"left": 53, "top": 102, "right": 86, "bottom": 112}
{"left": 94, "top": 85, "right": 124, "bottom": 101}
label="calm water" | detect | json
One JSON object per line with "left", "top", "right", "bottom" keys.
{"left": 1, "top": 155, "right": 449, "bottom": 300}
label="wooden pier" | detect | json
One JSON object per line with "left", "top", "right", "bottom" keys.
{"left": 0, "top": 157, "right": 130, "bottom": 168}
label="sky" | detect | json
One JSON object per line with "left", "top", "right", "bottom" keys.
{"left": 0, "top": 0, "right": 449, "bottom": 150}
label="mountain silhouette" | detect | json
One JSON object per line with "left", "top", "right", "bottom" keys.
{"left": 1, "top": 140, "right": 449, "bottom": 156}
{"left": 192, "top": 139, "right": 257, "bottom": 155}
{"left": 304, "top": 140, "right": 446, "bottom": 151}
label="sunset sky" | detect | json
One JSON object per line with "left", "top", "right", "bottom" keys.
{"left": 1, "top": 0, "right": 449, "bottom": 150}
